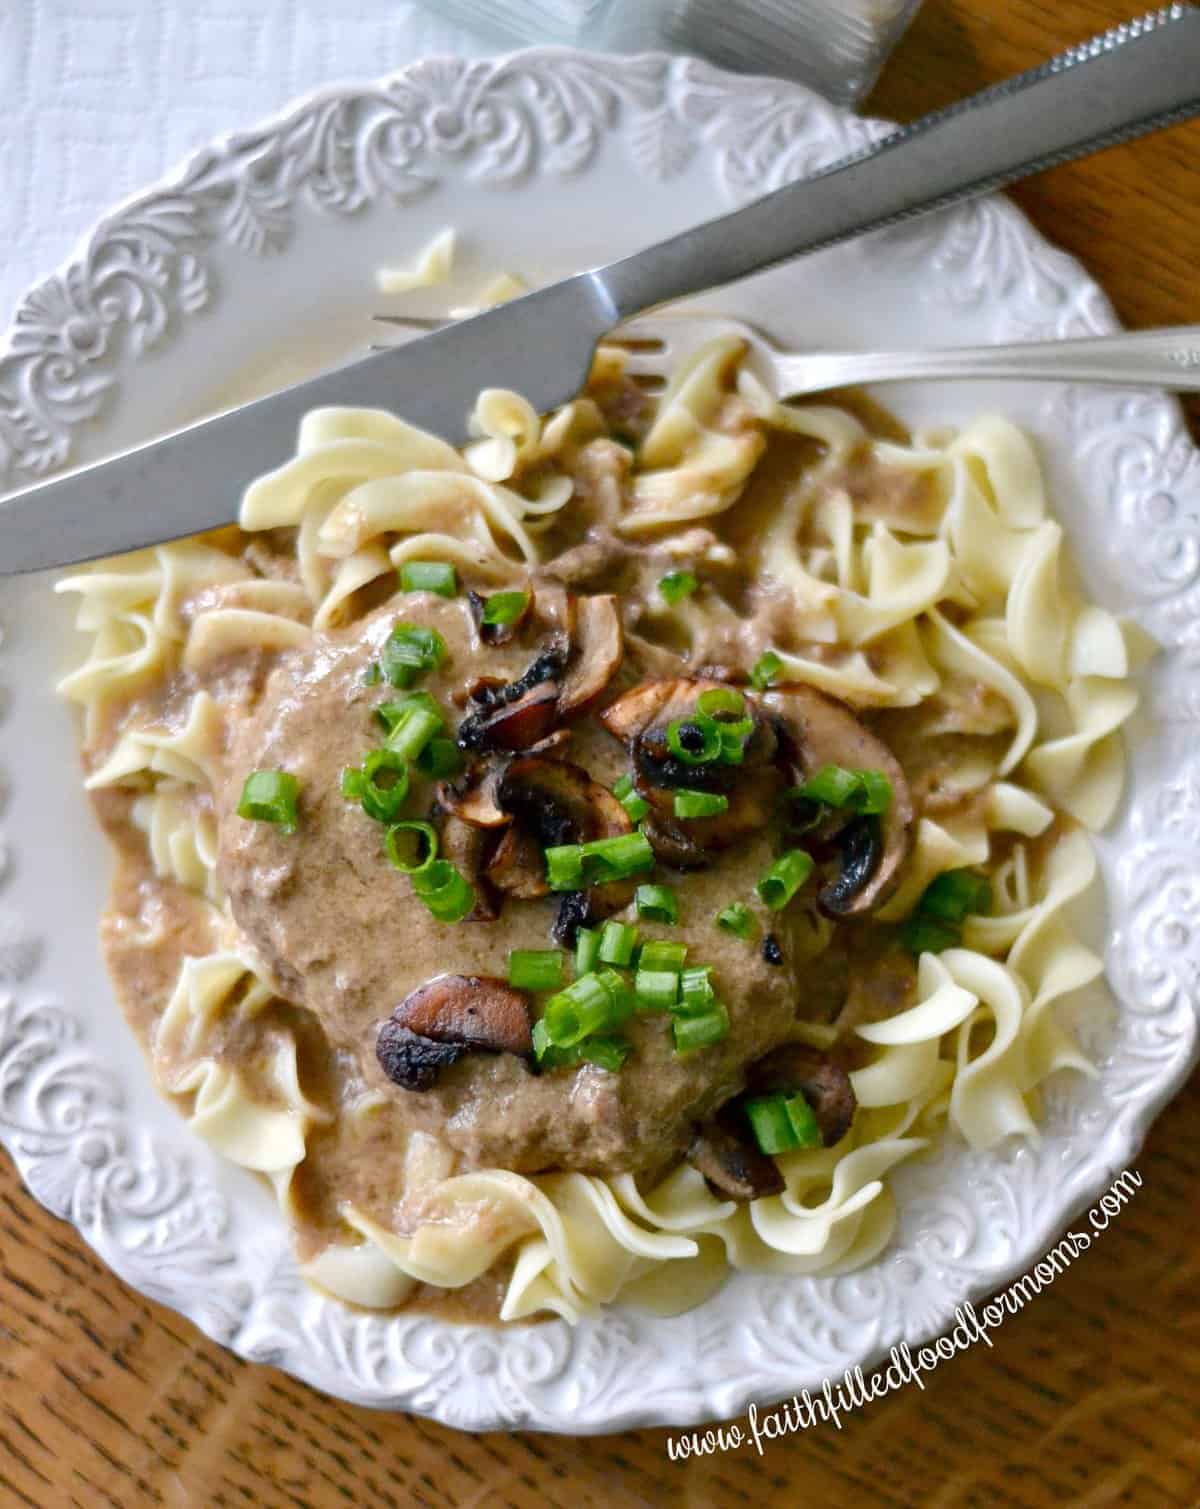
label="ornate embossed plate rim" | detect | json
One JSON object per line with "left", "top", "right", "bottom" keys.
{"left": 0, "top": 47, "right": 1197, "bottom": 1432}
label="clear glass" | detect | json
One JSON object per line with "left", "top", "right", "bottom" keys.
{"left": 415, "top": 0, "right": 924, "bottom": 105}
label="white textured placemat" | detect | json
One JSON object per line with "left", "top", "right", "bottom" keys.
{"left": 1, "top": 1, "right": 481, "bottom": 325}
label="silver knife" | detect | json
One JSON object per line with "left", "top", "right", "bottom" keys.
{"left": 4, "top": 4, "right": 1200, "bottom": 575}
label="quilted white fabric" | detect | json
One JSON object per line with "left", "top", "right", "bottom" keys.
{"left": 0, "top": 1, "right": 482, "bottom": 325}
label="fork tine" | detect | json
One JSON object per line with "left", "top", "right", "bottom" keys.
{"left": 372, "top": 313, "right": 447, "bottom": 331}
{"left": 619, "top": 350, "right": 670, "bottom": 378}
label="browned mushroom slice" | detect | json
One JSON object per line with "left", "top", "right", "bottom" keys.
{"left": 468, "top": 588, "right": 531, "bottom": 647}
{"left": 558, "top": 593, "right": 623, "bottom": 715}
{"left": 494, "top": 755, "right": 635, "bottom": 916}
{"left": 392, "top": 974, "right": 533, "bottom": 1056}
{"left": 597, "top": 679, "right": 678, "bottom": 744}
{"left": 376, "top": 1024, "right": 466, "bottom": 1092}
{"left": 485, "top": 822, "right": 548, "bottom": 899}
{"left": 763, "top": 684, "right": 914, "bottom": 917}
{"left": 456, "top": 641, "right": 569, "bottom": 752}
{"left": 471, "top": 680, "right": 561, "bottom": 751}
{"left": 436, "top": 762, "right": 510, "bottom": 827}
{"left": 600, "top": 677, "right": 781, "bottom": 864}
{"left": 531, "top": 579, "right": 577, "bottom": 639}
{"left": 688, "top": 1108, "right": 786, "bottom": 1201}
{"left": 747, "top": 1043, "right": 857, "bottom": 1147}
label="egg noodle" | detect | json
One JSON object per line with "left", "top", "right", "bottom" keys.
{"left": 57, "top": 337, "right": 1144, "bottom": 1321}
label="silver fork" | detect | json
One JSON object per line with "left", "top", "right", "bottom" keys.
{"left": 375, "top": 311, "right": 1200, "bottom": 398}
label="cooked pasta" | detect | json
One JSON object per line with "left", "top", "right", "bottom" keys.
{"left": 57, "top": 337, "right": 1143, "bottom": 1323}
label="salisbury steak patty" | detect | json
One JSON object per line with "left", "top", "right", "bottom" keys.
{"left": 216, "top": 597, "right": 834, "bottom": 1177}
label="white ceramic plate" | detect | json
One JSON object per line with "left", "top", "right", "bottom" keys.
{"left": 1, "top": 49, "right": 1197, "bottom": 1432}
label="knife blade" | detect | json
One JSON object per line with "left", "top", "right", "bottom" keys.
{"left": 3, "top": 3, "right": 1200, "bottom": 575}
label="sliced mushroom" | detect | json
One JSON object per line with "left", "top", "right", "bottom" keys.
{"left": 551, "top": 889, "right": 593, "bottom": 947}
{"left": 819, "top": 815, "right": 883, "bottom": 919}
{"left": 392, "top": 973, "right": 533, "bottom": 1056}
{"left": 456, "top": 591, "right": 622, "bottom": 752}
{"left": 435, "top": 763, "right": 509, "bottom": 828}
{"left": 468, "top": 588, "right": 530, "bottom": 647}
{"left": 484, "top": 822, "right": 547, "bottom": 899}
{"left": 688, "top": 1108, "right": 786, "bottom": 1202}
{"left": 456, "top": 641, "right": 569, "bottom": 753}
{"left": 599, "top": 677, "right": 782, "bottom": 865}
{"left": 764, "top": 684, "right": 913, "bottom": 917}
{"left": 531, "top": 579, "right": 577, "bottom": 639}
{"left": 558, "top": 593, "right": 623, "bottom": 715}
{"left": 747, "top": 1043, "right": 857, "bottom": 1147}
{"left": 376, "top": 1024, "right": 466, "bottom": 1092}
{"left": 431, "top": 808, "right": 498, "bottom": 921}
{"left": 488, "top": 756, "right": 634, "bottom": 917}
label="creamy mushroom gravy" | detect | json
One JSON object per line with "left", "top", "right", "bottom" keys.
{"left": 80, "top": 387, "right": 1020, "bottom": 1323}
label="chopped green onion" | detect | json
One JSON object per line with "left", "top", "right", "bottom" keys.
{"left": 582, "top": 830, "right": 655, "bottom": 882}
{"left": 620, "top": 790, "right": 650, "bottom": 822}
{"left": 385, "top": 705, "right": 442, "bottom": 761}
{"left": 756, "top": 849, "right": 815, "bottom": 911}
{"left": 508, "top": 949, "right": 565, "bottom": 992}
{"left": 357, "top": 748, "right": 410, "bottom": 823}
{"left": 635, "top": 969, "right": 679, "bottom": 1012}
{"left": 410, "top": 860, "right": 475, "bottom": 923}
{"left": 598, "top": 920, "right": 638, "bottom": 967}
{"left": 750, "top": 650, "right": 782, "bottom": 690}
{"left": 575, "top": 1036, "right": 631, "bottom": 1072}
{"left": 542, "top": 973, "right": 622, "bottom": 1047}
{"left": 547, "top": 831, "right": 655, "bottom": 891}
{"left": 575, "top": 927, "right": 601, "bottom": 977}
{"left": 696, "top": 687, "right": 746, "bottom": 721}
{"left": 531, "top": 1017, "right": 553, "bottom": 1062}
{"left": 341, "top": 766, "right": 366, "bottom": 800}
{"left": 779, "top": 788, "right": 826, "bottom": 834}
{"left": 672, "top": 1003, "right": 730, "bottom": 1054}
{"left": 480, "top": 590, "right": 530, "bottom": 627}
{"left": 744, "top": 1094, "right": 796, "bottom": 1154}
{"left": 594, "top": 967, "right": 635, "bottom": 1023}
{"left": 638, "top": 940, "right": 688, "bottom": 973}
{"left": 659, "top": 570, "right": 698, "bottom": 605}
{"left": 719, "top": 727, "right": 747, "bottom": 764}
{"left": 635, "top": 884, "right": 678, "bottom": 924}
{"left": 919, "top": 869, "right": 993, "bottom": 925}
{"left": 797, "top": 763, "right": 862, "bottom": 809}
{"left": 362, "top": 661, "right": 383, "bottom": 686}
{"left": 679, "top": 966, "right": 715, "bottom": 1014}
{"left": 534, "top": 1031, "right": 631, "bottom": 1072}
{"left": 381, "top": 622, "right": 447, "bottom": 688}
{"left": 899, "top": 916, "right": 961, "bottom": 957}
{"left": 237, "top": 770, "right": 299, "bottom": 834}
{"left": 796, "top": 763, "right": 893, "bottom": 816}
{"left": 716, "top": 902, "right": 757, "bottom": 940}
{"left": 745, "top": 1092, "right": 825, "bottom": 1153}
{"left": 785, "top": 1093, "right": 822, "bottom": 1148}
{"left": 545, "top": 844, "right": 586, "bottom": 891}
{"left": 399, "top": 561, "right": 457, "bottom": 597}
{"left": 612, "top": 772, "right": 650, "bottom": 822}
{"left": 666, "top": 717, "right": 721, "bottom": 765}
{"left": 384, "top": 820, "right": 438, "bottom": 875}
{"left": 674, "top": 788, "right": 729, "bottom": 820}
{"left": 375, "top": 692, "right": 441, "bottom": 734}
{"left": 416, "top": 736, "right": 464, "bottom": 779}
{"left": 854, "top": 770, "right": 893, "bottom": 816}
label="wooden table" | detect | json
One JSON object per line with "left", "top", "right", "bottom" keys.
{"left": 3, "top": 3, "right": 1199, "bottom": 1504}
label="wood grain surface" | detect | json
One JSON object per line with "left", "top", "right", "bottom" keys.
{"left": 3, "top": 3, "right": 1199, "bottom": 1505}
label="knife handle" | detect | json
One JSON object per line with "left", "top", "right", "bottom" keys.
{"left": 598, "top": 4, "right": 1200, "bottom": 318}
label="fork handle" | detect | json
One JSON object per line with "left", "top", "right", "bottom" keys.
{"left": 597, "top": 6, "right": 1200, "bottom": 319}
{"left": 778, "top": 326, "right": 1200, "bottom": 395}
